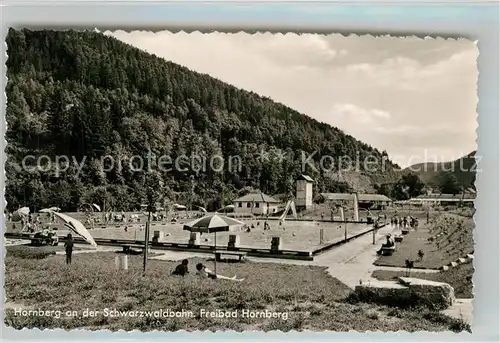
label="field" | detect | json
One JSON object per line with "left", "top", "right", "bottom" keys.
{"left": 4, "top": 248, "right": 469, "bottom": 332}
{"left": 6, "top": 212, "right": 373, "bottom": 252}
{"left": 374, "top": 214, "right": 474, "bottom": 269}
{"left": 371, "top": 261, "right": 474, "bottom": 299}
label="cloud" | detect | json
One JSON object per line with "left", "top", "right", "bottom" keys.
{"left": 107, "top": 31, "right": 478, "bottom": 166}
{"left": 331, "top": 104, "right": 391, "bottom": 123}
{"left": 342, "top": 48, "right": 478, "bottom": 90}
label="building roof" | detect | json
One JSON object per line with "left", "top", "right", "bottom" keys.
{"left": 320, "top": 193, "right": 352, "bottom": 201}
{"left": 298, "top": 174, "right": 314, "bottom": 182}
{"left": 358, "top": 194, "right": 393, "bottom": 202}
{"left": 320, "top": 193, "right": 392, "bottom": 202}
{"left": 234, "top": 192, "right": 280, "bottom": 203}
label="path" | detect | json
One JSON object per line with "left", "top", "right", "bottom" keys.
{"left": 313, "top": 223, "right": 396, "bottom": 288}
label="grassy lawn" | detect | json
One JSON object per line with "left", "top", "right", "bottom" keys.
{"left": 4, "top": 249, "right": 469, "bottom": 332}
{"left": 5, "top": 244, "right": 85, "bottom": 259}
{"left": 372, "top": 261, "right": 473, "bottom": 298}
{"left": 374, "top": 215, "right": 474, "bottom": 269}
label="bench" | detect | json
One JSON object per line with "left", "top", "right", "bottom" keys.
{"left": 394, "top": 235, "right": 403, "bottom": 243}
{"left": 215, "top": 250, "right": 247, "bottom": 262}
{"left": 381, "top": 246, "right": 396, "bottom": 256}
{"left": 121, "top": 244, "right": 144, "bottom": 254}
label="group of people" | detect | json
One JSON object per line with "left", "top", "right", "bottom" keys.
{"left": 20, "top": 214, "right": 43, "bottom": 233}
{"left": 390, "top": 216, "right": 419, "bottom": 229}
{"left": 244, "top": 220, "right": 272, "bottom": 233}
{"left": 171, "top": 259, "right": 244, "bottom": 282}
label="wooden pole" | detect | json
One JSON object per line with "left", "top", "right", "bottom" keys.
{"left": 143, "top": 211, "right": 151, "bottom": 276}
{"left": 214, "top": 230, "right": 217, "bottom": 275}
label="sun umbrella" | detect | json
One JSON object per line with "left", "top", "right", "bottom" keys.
{"left": 198, "top": 206, "right": 208, "bottom": 213}
{"left": 183, "top": 214, "right": 244, "bottom": 233}
{"left": 16, "top": 207, "right": 30, "bottom": 216}
{"left": 39, "top": 208, "right": 52, "bottom": 213}
{"left": 174, "top": 204, "right": 187, "bottom": 210}
{"left": 92, "top": 204, "right": 101, "bottom": 212}
{"left": 11, "top": 207, "right": 30, "bottom": 222}
{"left": 52, "top": 212, "right": 98, "bottom": 248}
{"left": 49, "top": 207, "right": 61, "bottom": 212}
{"left": 183, "top": 214, "right": 244, "bottom": 273}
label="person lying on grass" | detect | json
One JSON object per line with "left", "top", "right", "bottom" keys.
{"left": 195, "top": 263, "right": 244, "bottom": 282}
{"left": 172, "top": 259, "right": 189, "bottom": 276}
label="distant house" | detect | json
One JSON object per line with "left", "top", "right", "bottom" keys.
{"left": 464, "top": 188, "right": 476, "bottom": 195}
{"left": 296, "top": 175, "right": 314, "bottom": 210}
{"left": 233, "top": 192, "right": 281, "bottom": 215}
{"left": 320, "top": 193, "right": 392, "bottom": 209}
{"left": 408, "top": 193, "right": 475, "bottom": 207}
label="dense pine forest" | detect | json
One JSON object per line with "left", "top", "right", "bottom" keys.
{"left": 5, "top": 28, "right": 400, "bottom": 212}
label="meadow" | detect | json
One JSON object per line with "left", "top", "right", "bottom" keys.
{"left": 4, "top": 248, "right": 469, "bottom": 332}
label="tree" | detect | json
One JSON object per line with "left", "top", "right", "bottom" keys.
{"left": 5, "top": 28, "right": 403, "bottom": 212}
{"left": 374, "top": 183, "right": 392, "bottom": 197}
{"left": 143, "top": 171, "right": 164, "bottom": 275}
{"left": 401, "top": 173, "right": 425, "bottom": 198}
{"left": 405, "top": 259, "right": 415, "bottom": 277}
{"left": 391, "top": 173, "right": 424, "bottom": 200}
{"left": 438, "top": 171, "right": 462, "bottom": 195}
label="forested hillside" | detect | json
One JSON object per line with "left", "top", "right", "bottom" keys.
{"left": 5, "top": 28, "right": 399, "bottom": 212}
{"left": 405, "top": 152, "right": 476, "bottom": 192}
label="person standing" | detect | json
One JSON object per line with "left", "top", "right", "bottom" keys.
{"left": 64, "top": 233, "right": 74, "bottom": 265}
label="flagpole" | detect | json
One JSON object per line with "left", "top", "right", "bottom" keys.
{"left": 143, "top": 210, "right": 151, "bottom": 276}
{"left": 214, "top": 230, "right": 217, "bottom": 275}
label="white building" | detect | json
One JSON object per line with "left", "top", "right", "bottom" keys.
{"left": 233, "top": 192, "right": 281, "bottom": 215}
{"left": 407, "top": 193, "right": 475, "bottom": 207}
{"left": 320, "top": 193, "right": 392, "bottom": 209}
{"left": 296, "top": 175, "right": 314, "bottom": 209}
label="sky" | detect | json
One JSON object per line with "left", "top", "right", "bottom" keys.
{"left": 108, "top": 31, "right": 478, "bottom": 168}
